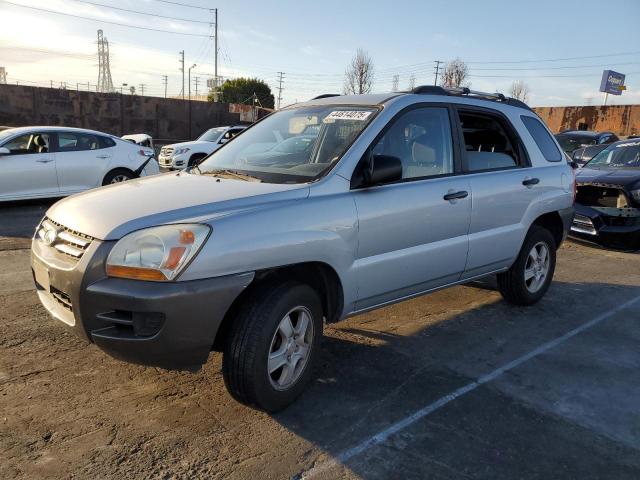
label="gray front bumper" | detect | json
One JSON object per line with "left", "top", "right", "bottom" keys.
{"left": 32, "top": 237, "right": 254, "bottom": 370}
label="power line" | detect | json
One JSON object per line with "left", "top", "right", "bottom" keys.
{"left": 150, "top": 0, "right": 214, "bottom": 11}
{"left": 472, "top": 61, "right": 640, "bottom": 71}
{"left": 467, "top": 51, "right": 640, "bottom": 64}
{"left": 0, "top": 1, "right": 212, "bottom": 37}
{"left": 66, "top": 0, "right": 213, "bottom": 24}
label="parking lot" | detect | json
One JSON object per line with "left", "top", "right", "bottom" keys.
{"left": 1, "top": 200, "right": 639, "bottom": 479}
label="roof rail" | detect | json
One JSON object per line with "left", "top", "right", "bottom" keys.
{"left": 410, "top": 85, "right": 532, "bottom": 111}
{"left": 311, "top": 93, "right": 341, "bottom": 100}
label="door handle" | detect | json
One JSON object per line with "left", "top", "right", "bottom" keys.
{"left": 36, "top": 159, "right": 53, "bottom": 163}
{"left": 443, "top": 190, "right": 469, "bottom": 201}
{"left": 522, "top": 177, "right": 540, "bottom": 186}
{"left": 96, "top": 155, "right": 110, "bottom": 159}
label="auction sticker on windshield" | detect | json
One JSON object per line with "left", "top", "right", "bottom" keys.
{"left": 324, "top": 110, "right": 373, "bottom": 122}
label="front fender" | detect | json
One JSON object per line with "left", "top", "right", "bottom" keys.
{"left": 180, "top": 193, "right": 359, "bottom": 312}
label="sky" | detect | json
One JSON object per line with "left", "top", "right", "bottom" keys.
{"left": 0, "top": 0, "right": 639, "bottom": 107}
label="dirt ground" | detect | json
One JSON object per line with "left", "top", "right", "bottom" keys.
{"left": 1, "top": 200, "right": 639, "bottom": 479}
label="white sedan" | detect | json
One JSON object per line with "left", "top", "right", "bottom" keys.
{"left": 0, "top": 126, "right": 159, "bottom": 202}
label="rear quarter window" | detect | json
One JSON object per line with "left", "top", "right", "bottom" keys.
{"left": 520, "top": 115, "right": 562, "bottom": 162}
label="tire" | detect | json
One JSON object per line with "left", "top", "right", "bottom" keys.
{"left": 222, "top": 280, "right": 323, "bottom": 412}
{"left": 497, "top": 225, "right": 557, "bottom": 306}
{"left": 102, "top": 168, "right": 135, "bottom": 185}
{"left": 188, "top": 153, "right": 207, "bottom": 167}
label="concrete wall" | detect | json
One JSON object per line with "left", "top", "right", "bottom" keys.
{"left": 533, "top": 105, "right": 640, "bottom": 136}
{"left": 0, "top": 84, "right": 269, "bottom": 141}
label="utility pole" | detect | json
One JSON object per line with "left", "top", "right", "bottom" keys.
{"left": 162, "top": 75, "right": 168, "bottom": 98}
{"left": 188, "top": 64, "right": 196, "bottom": 138}
{"left": 213, "top": 8, "right": 218, "bottom": 102}
{"left": 276, "top": 71, "right": 285, "bottom": 109}
{"left": 194, "top": 76, "right": 200, "bottom": 97}
{"left": 139, "top": 84, "right": 146, "bottom": 96}
{"left": 433, "top": 60, "right": 443, "bottom": 86}
{"left": 179, "top": 50, "right": 185, "bottom": 100}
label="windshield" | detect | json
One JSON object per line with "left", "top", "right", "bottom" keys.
{"left": 555, "top": 134, "right": 596, "bottom": 153}
{"left": 197, "top": 128, "right": 227, "bottom": 142}
{"left": 587, "top": 141, "right": 640, "bottom": 168}
{"left": 195, "top": 105, "right": 378, "bottom": 183}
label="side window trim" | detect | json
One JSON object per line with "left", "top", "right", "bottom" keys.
{"left": 350, "top": 102, "right": 462, "bottom": 189}
{"left": 454, "top": 105, "right": 531, "bottom": 173}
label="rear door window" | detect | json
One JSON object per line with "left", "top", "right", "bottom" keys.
{"left": 457, "top": 110, "right": 522, "bottom": 171}
{"left": 521, "top": 116, "right": 563, "bottom": 162}
{"left": 57, "top": 132, "right": 103, "bottom": 152}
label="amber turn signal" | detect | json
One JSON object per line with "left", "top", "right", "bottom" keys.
{"left": 106, "top": 265, "right": 167, "bottom": 281}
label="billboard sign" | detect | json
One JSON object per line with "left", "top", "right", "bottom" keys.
{"left": 599, "top": 70, "right": 625, "bottom": 95}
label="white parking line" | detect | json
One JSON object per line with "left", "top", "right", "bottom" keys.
{"left": 302, "top": 294, "right": 640, "bottom": 479}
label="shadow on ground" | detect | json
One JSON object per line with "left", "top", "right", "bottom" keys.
{"left": 271, "top": 280, "right": 640, "bottom": 479}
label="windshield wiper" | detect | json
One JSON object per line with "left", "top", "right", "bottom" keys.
{"left": 200, "top": 169, "right": 262, "bottom": 182}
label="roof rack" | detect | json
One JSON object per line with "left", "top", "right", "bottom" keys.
{"left": 311, "top": 93, "right": 341, "bottom": 100}
{"left": 410, "top": 85, "right": 531, "bottom": 111}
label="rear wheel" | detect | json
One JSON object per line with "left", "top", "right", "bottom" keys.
{"left": 102, "top": 168, "right": 135, "bottom": 185}
{"left": 497, "top": 225, "right": 556, "bottom": 306}
{"left": 222, "top": 281, "right": 323, "bottom": 412}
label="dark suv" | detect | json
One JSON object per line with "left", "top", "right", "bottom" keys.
{"left": 555, "top": 130, "right": 619, "bottom": 166}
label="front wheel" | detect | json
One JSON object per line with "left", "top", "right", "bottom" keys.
{"left": 497, "top": 225, "right": 556, "bottom": 306}
{"left": 222, "top": 281, "right": 323, "bottom": 412}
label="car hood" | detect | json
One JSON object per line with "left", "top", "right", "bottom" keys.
{"left": 576, "top": 167, "right": 640, "bottom": 189}
{"left": 46, "top": 172, "right": 309, "bottom": 240}
{"left": 164, "top": 140, "right": 213, "bottom": 151}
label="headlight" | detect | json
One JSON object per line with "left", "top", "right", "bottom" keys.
{"left": 106, "top": 224, "right": 210, "bottom": 281}
{"left": 631, "top": 189, "right": 640, "bottom": 203}
{"left": 174, "top": 147, "right": 190, "bottom": 155}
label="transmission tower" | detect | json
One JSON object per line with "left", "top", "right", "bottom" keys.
{"left": 97, "top": 30, "right": 114, "bottom": 93}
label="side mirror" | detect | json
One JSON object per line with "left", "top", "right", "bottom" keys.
{"left": 0, "top": 147, "right": 10, "bottom": 155}
{"left": 218, "top": 137, "right": 229, "bottom": 145}
{"left": 572, "top": 150, "right": 582, "bottom": 160}
{"left": 353, "top": 152, "right": 402, "bottom": 188}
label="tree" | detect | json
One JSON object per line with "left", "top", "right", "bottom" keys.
{"left": 440, "top": 58, "right": 470, "bottom": 88}
{"left": 343, "top": 48, "right": 375, "bottom": 95}
{"left": 210, "top": 77, "right": 275, "bottom": 109}
{"left": 509, "top": 80, "right": 530, "bottom": 103}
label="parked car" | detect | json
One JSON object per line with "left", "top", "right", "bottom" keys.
{"left": 31, "top": 86, "right": 574, "bottom": 411}
{"left": 555, "top": 130, "right": 619, "bottom": 166}
{"left": 122, "top": 133, "right": 154, "bottom": 151}
{"left": 0, "top": 127, "right": 158, "bottom": 202}
{"left": 158, "top": 126, "right": 246, "bottom": 170}
{"left": 570, "top": 139, "right": 640, "bottom": 249}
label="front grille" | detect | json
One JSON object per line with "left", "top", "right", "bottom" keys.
{"left": 160, "top": 146, "right": 174, "bottom": 157}
{"left": 50, "top": 285, "right": 73, "bottom": 311}
{"left": 571, "top": 214, "right": 597, "bottom": 235}
{"left": 37, "top": 218, "right": 94, "bottom": 261}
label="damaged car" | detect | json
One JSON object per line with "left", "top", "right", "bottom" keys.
{"left": 571, "top": 139, "right": 640, "bottom": 248}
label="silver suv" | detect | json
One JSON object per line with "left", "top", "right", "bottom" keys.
{"left": 31, "top": 86, "right": 575, "bottom": 411}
